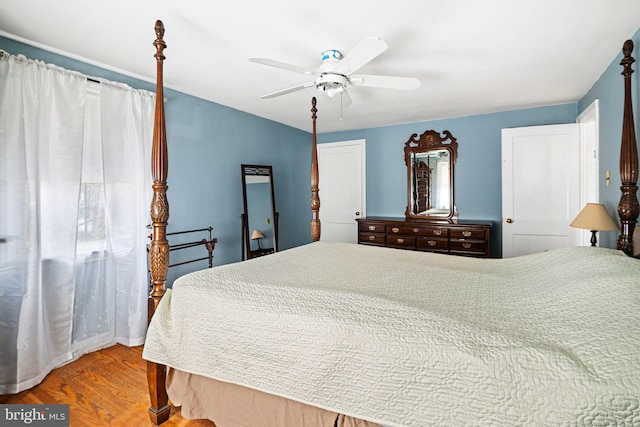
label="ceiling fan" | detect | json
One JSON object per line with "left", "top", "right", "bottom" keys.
{"left": 249, "top": 37, "right": 420, "bottom": 106}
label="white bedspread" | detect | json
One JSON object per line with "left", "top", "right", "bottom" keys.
{"left": 143, "top": 242, "right": 640, "bottom": 426}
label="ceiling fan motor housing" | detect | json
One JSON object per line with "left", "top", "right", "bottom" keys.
{"left": 321, "top": 49, "right": 343, "bottom": 62}
{"left": 317, "top": 50, "right": 348, "bottom": 95}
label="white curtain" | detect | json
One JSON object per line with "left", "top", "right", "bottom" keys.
{"left": 99, "top": 80, "right": 153, "bottom": 345}
{"left": 0, "top": 51, "right": 154, "bottom": 394}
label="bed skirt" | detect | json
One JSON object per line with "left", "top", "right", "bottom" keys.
{"left": 167, "top": 367, "right": 383, "bottom": 427}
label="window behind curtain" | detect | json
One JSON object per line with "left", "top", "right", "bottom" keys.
{"left": 77, "top": 82, "right": 106, "bottom": 252}
{"left": 72, "top": 81, "right": 111, "bottom": 348}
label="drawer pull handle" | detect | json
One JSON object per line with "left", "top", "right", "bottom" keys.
{"left": 462, "top": 231, "right": 472, "bottom": 237}
{"left": 433, "top": 230, "right": 442, "bottom": 236}
{"left": 368, "top": 225, "right": 376, "bottom": 231}
{"left": 413, "top": 228, "right": 420, "bottom": 233}
{"left": 428, "top": 240, "right": 437, "bottom": 246}
{"left": 463, "top": 243, "right": 472, "bottom": 249}
{"left": 392, "top": 227, "right": 400, "bottom": 233}
{"left": 368, "top": 235, "right": 376, "bottom": 241}
{"left": 396, "top": 238, "right": 404, "bottom": 244}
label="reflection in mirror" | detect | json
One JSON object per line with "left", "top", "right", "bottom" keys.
{"left": 241, "top": 165, "right": 278, "bottom": 260}
{"left": 411, "top": 149, "right": 451, "bottom": 216}
{"left": 404, "top": 130, "right": 458, "bottom": 221}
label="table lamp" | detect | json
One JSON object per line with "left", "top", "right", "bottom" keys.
{"left": 570, "top": 203, "right": 619, "bottom": 246}
{"left": 251, "top": 229, "right": 265, "bottom": 249}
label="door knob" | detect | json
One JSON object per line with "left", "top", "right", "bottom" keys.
{"left": 355, "top": 211, "right": 361, "bottom": 216}
{"left": 506, "top": 218, "right": 514, "bottom": 223}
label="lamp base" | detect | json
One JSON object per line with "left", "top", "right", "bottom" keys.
{"left": 589, "top": 230, "right": 597, "bottom": 247}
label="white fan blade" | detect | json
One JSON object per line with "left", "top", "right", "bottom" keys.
{"left": 249, "top": 57, "right": 315, "bottom": 75}
{"left": 261, "top": 82, "right": 316, "bottom": 99}
{"left": 338, "top": 37, "right": 388, "bottom": 75}
{"left": 350, "top": 74, "right": 420, "bottom": 90}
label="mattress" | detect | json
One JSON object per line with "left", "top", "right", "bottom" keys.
{"left": 143, "top": 242, "right": 640, "bottom": 426}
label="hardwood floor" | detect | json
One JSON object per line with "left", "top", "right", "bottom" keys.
{"left": 0, "top": 344, "right": 215, "bottom": 427}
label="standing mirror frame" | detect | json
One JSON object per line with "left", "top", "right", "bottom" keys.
{"left": 241, "top": 164, "right": 279, "bottom": 260}
{"left": 404, "top": 130, "right": 458, "bottom": 222}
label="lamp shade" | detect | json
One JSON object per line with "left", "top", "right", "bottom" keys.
{"left": 251, "top": 229, "right": 265, "bottom": 240}
{"left": 570, "top": 203, "right": 619, "bottom": 231}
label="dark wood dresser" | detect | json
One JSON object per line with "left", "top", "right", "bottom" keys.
{"left": 250, "top": 247, "right": 274, "bottom": 258}
{"left": 357, "top": 216, "right": 492, "bottom": 258}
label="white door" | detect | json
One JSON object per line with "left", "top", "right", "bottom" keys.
{"left": 318, "top": 139, "right": 366, "bottom": 243}
{"left": 502, "top": 124, "right": 580, "bottom": 257}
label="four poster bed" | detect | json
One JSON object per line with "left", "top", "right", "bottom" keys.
{"left": 142, "top": 21, "right": 640, "bottom": 427}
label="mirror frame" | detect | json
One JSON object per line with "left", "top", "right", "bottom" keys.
{"left": 404, "top": 130, "right": 458, "bottom": 222}
{"left": 241, "top": 164, "right": 278, "bottom": 260}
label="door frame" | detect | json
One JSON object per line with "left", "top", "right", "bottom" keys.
{"left": 576, "top": 99, "right": 600, "bottom": 246}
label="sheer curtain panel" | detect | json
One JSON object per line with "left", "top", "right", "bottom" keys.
{"left": 99, "top": 80, "right": 154, "bottom": 346}
{"left": 0, "top": 51, "right": 154, "bottom": 394}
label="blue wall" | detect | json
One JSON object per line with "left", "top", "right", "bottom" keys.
{"left": 159, "top": 92, "right": 312, "bottom": 282}
{"left": 318, "top": 104, "right": 578, "bottom": 257}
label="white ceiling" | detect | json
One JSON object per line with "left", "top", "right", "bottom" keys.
{"left": 2, "top": 1, "right": 640, "bottom": 133}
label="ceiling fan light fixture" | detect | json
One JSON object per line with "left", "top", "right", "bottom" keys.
{"left": 316, "top": 73, "right": 347, "bottom": 95}
{"left": 326, "top": 87, "right": 344, "bottom": 97}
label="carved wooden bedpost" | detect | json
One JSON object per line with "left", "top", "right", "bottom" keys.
{"left": 147, "top": 19, "right": 171, "bottom": 425}
{"left": 617, "top": 40, "right": 639, "bottom": 256}
{"left": 310, "top": 97, "right": 321, "bottom": 242}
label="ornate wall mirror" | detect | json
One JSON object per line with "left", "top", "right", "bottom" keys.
{"left": 404, "top": 130, "right": 458, "bottom": 222}
{"left": 241, "top": 164, "right": 278, "bottom": 260}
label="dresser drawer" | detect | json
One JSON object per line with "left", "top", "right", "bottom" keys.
{"left": 386, "top": 235, "right": 416, "bottom": 249}
{"left": 416, "top": 237, "right": 449, "bottom": 252}
{"left": 449, "top": 240, "right": 488, "bottom": 255}
{"left": 386, "top": 225, "right": 449, "bottom": 237}
{"left": 359, "top": 232, "right": 385, "bottom": 246}
{"left": 450, "top": 228, "right": 487, "bottom": 240}
{"left": 359, "top": 222, "right": 385, "bottom": 234}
